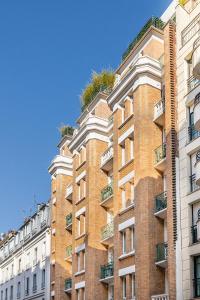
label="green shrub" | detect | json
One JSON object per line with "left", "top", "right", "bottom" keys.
{"left": 81, "top": 70, "right": 115, "bottom": 111}
{"left": 59, "top": 125, "right": 74, "bottom": 137}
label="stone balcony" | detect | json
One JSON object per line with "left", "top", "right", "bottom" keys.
{"left": 154, "top": 143, "right": 166, "bottom": 172}
{"left": 151, "top": 294, "right": 169, "bottom": 300}
{"left": 101, "top": 221, "right": 114, "bottom": 245}
{"left": 101, "top": 147, "right": 113, "bottom": 172}
{"left": 66, "top": 184, "right": 73, "bottom": 201}
{"left": 153, "top": 99, "right": 165, "bottom": 126}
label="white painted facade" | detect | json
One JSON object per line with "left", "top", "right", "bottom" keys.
{"left": 0, "top": 204, "right": 51, "bottom": 300}
{"left": 176, "top": 1, "right": 200, "bottom": 299}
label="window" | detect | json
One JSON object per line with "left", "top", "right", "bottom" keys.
{"left": 194, "top": 256, "right": 200, "bottom": 297}
{"left": 42, "top": 269, "right": 45, "bottom": 289}
{"left": 77, "top": 214, "right": 85, "bottom": 237}
{"left": 130, "top": 227, "right": 134, "bottom": 251}
{"left": 131, "top": 274, "right": 135, "bottom": 298}
{"left": 25, "top": 277, "right": 29, "bottom": 295}
{"left": 11, "top": 264, "right": 14, "bottom": 277}
{"left": 83, "top": 251, "right": 85, "bottom": 270}
{"left": 42, "top": 242, "right": 46, "bottom": 260}
{"left": 77, "top": 289, "right": 80, "bottom": 300}
{"left": 121, "top": 144, "right": 125, "bottom": 167}
{"left": 0, "top": 291, "right": 3, "bottom": 300}
{"left": 10, "top": 286, "right": 13, "bottom": 300}
{"left": 5, "top": 288, "right": 7, "bottom": 300}
{"left": 17, "top": 282, "right": 21, "bottom": 299}
{"left": 33, "top": 274, "right": 37, "bottom": 293}
{"left": 34, "top": 247, "right": 38, "bottom": 265}
{"left": 122, "top": 231, "right": 126, "bottom": 254}
{"left": 122, "top": 276, "right": 126, "bottom": 299}
{"left": 18, "top": 259, "right": 21, "bottom": 273}
{"left": 77, "top": 253, "right": 81, "bottom": 272}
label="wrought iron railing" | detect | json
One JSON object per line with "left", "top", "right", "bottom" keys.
{"left": 122, "top": 17, "right": 164, "bottom": 61}
{"left": 101, "top": 221, "right": 114, "bottom": 241}
{"left": 65, "top": 278, "right": 72, "bottom": 290}
{"left": 66, "top": 213, "right": 72, "bottom": 227}
{"left": 66, "top": 245, "right": 72, "bottom": 257}
{"left": 187, "top": 75, "right": 200, "bottom": 92}
{"left": 156, "top": 243, "right": 168, "bottom": 262}
{"left": 188, "top": 124, "right": 200, "bottom": 141}
{"left": 155, "top": 192, "right": 167, "bottom": 213}
{"left": 101, "top": 183, "right": 113, "bottom": 202}
{"left": 100, "top": 262, "right": 114, "bottom": 279}
{"left": 154, "top": 143, "right": 166, "bottom": 165}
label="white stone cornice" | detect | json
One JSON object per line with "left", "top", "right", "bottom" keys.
{"left": 108, "top": 55, "right": 162, "bottom": 109}
{"left": 48, "top": 155, "right": 73, "bottom": 177}
{"left": 69, "top": 116, "right": 110, "bottom": 152}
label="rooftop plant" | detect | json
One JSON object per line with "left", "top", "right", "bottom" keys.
{"left": 179, "top": 0, "right": 187, "bottom": 6}
{"left": 81, "top": 70, "right": 115, "bottom": 111}
{"left": 59, "top": 125, "right": 74, "bottom": 137}
{"left": 122, "top": 17, "right": 165, "bottom": 62}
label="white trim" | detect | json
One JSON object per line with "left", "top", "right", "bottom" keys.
{"left": 75, "top": 243, "right": 85, "bottom": 253}
{"left": 48, "top": 155, "right": 73, "bottom": 176}
{"left": 118, "top": 265, "right": 135, "bottom": 276}
{"left": 75, "top": 207, "right": 86, "bottom": 218}
{"left": 75, "top": 281, "right": 85, "bottom": 290}
{"left": 118, "top": 218, "right": 135, "bottom": 231}
{"left": 76, "top": 171, "right": 86, "bottom": 183}
{"left": 118, "top": 126, "right": 134, "bottom": 145}
{"left": 118, "top": 171, "right": 135, "bottom": 187}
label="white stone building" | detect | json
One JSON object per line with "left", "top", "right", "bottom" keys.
{"left": 0, "top": 203, "right": 51, "bottom": 300}
{"left": 176, "top": 0, "right": 200, "bottom": 299}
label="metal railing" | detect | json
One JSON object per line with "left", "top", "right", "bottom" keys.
{"left": 155, "top": 192, "right": 167, "bottom": 213}
{"left": 66, "top": 245, "right": 72, "bottom": 257}
{"left": 188, "top": 124, "right": 200, "bottom": 141}
{"left": 154, "top": 143, "right": 166, "bottom": 165}
{"left": 101, "top": 147, "right": 113, "bottom": 167}
{"left": 190, "top": 174, "right": 199, "bottom": 192}
{"left": 156, "top": 243, "right": 168, "bottom": 262}
{"left": 101, "top": 183, "right": 113, "bottom": 202}
{"left": 151, "top": 295, "right": 169, "bottom": 300}
{"left": 65, "top": 278, "right": 72, "bottom": 290}
{"left": 187, "top": 75, "right": 200, "bottom": 92}
{"left": 101, "top": 221, "right": 114, "bottom": 241}
{"left": 66, "top": 213, "right": 72, "bottom": 227}
{"left": 100, "top": 262, "right": 114, "bottom": 279}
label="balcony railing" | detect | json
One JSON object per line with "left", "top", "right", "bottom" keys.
{"left": 101, "top": 184, "right": 113, "bottom": 202}
{"left": 182, "top": 13, "right": 200, "bottom": 46}
{"left": 100, "top": 262, "right": 114, "bottom": 279}
{"left": 187, "top": 75, "right": 200, "bottom": 92}
{"left": 191, "top": 225, "right": 198, "bottom": 244}
{"left": 66, "top": 245, "right": 72, "bottom": 257}
{"left": 154, "top": 143, "right": 166, "bottom": 165}
{"left": 154, "top": 99, "right": 165, "bottom": 120}
{"left": 65, "top": 278, "right": 72, "bottom": 290}
{"left": 155, "top": 192, "right": 167, "bottom": 213}
{"left": 122, "top": 17, "right": 164, "bottom": 61}
{"left": 66, "top": 213, "right": 72, "bottom": 227}
{"left": 101, "top": 221, "right": 114, "bottom": 241}
{"left": 188, "top": 124, "right": 200, "bottom": 141}
{"left": 101, "top": 147, "right": 113, "bottom": 167}
{"left": 151, "top": 295, "right": 169, "bottom": 300}
{"left": 194, "top": 278, "right": 200, "bottom": 297}
{"left": 156, "top": 243, "right": 168, "bottom": 262}
{"left": 190, "top": 174, "right": 200, "bottom": 192}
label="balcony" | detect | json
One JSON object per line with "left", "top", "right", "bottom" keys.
{"left": 101, "top": 221, "right": 114, "bottom": 245}
{"left": 64, "top": 278, "right": 72, "bottom": 293}
{"left": 154, "top": 192, "right": 167, "bottom": 219}
{"left": 194, "top": 93, "right": 200, "bottom": 131}
{"left": 155, "top": 243, "right": 168, "bottom": 268}
{"left": 193, "top": 37, "right": 200, "bottom": 80}
{"left": 187, "top": 75, "right": 200, "bottom": 93}
{"left": 100, "top": 183, "right": 113, "bottom": 208}
{"left": 194, "top": 278, "right": 200, "bottom": 298}
{"left": 122, "top": 16, "right": 164, "bottom": 61}
{"left": 101, "top": 147, "right": 113, "bottom": 172}
{"left": 153, "top": 99, "right": 165, "bottom": 126}
{"left": 100, "top": 262, "right": 114, "bottom": 283}
{"left": 188, "top": 124, "right": 200, "bottom": 142}
{"left": 66, "top": 184, "right": 73, "bottom": 201}
{"left": 151, "top": 295, "right": 169, "bottom": 300}
{"left": 66, "top": 213, "right": 72, "bottom": 231}
{"left": 66, "top": 245, "right": 72, "bottom": 261}
{"left": 190, "top": 174, "right": 200, "bottom": 192}
{"left": 196, "top": 152, "right": 200, "bottom": 186}
{"left": 154, "top": 143, "right": 166, "bottom": 172}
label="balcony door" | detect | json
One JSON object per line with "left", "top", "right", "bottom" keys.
{"left": 194, "top": 256, "right": 200, "bottom": 297}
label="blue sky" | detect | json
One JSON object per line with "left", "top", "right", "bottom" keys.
{"left": 0, "top": 0, "right": 171, "bottom": 232}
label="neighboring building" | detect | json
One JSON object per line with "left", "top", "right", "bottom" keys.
{"left": 176, "top": 0, "right": 200, "bottom": 299}
{"left": 0, "top": 203, "right": 51, "bottom": 300}
{"left": 48, "top": 2, "right": 178, "bottom": 300}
